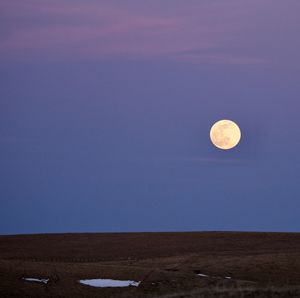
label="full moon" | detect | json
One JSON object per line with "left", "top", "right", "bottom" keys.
{"left": 210, "top": 119, "right": 241, "bottom": 150}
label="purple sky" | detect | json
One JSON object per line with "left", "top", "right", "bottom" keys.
{"left": 1, "top": 1, "right": 300, "bottom": 234}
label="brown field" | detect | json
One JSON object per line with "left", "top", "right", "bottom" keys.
{"left": 1, "top": 231, "right": 300, "bottom": 297}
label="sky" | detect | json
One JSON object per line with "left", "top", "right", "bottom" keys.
{"left": 1, "top": 0, "right": 300, "bottom": 234}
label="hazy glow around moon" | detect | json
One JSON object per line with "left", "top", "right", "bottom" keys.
{"left": 210, "top": 119, "right": 241, "bottom": 150}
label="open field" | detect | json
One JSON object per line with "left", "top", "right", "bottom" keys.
{"left": 1, "top": 231, "right": 300, "bottom": 297}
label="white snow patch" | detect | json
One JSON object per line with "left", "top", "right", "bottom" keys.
{"left": 225, "top": 276, "right": 232, "bottom": 279}
{"left": 79, "top": 278, "right": 140, "bottom": 288}
{"left": 197, "top": 273, "right": 209, "bottom": 277}
{"left": 23, "top": 277, "right": 49, "bottom": 284}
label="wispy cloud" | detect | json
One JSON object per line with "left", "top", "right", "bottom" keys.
{"left": 142, "top": 155, "right": 246, "bottom": 165}
{"left": 172, "top": 156, "right": 245, "bottom": 165}
{"left": 0, "top": 0, "right": 269, "bottom": 65}
{"left": 174, "top": 52, "right": 266, "bottom": 66}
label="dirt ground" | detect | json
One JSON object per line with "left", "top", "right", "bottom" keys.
{"left": 1, "top": 231, "right": 300, "bottom": 297}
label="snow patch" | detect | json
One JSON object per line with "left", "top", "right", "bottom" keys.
{"left": 79, "top": 278, "right": 140, "bottom": 288}
{"left": 23, "top": 277, "right": 49, "bottom": 284}
{"left": 197, "top": 273, "right": 209, "bottom": 277}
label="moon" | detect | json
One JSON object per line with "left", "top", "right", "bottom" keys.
{"left": 210, "top": 119, "right": 241, "bottom": 150}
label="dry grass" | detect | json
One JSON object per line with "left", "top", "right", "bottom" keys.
{"left": 1, "top": 231, "right": 300, "bottom": 297}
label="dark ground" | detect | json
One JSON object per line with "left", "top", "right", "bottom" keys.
{"left": 1, "top": 231, "right": 300, "bottom": 297}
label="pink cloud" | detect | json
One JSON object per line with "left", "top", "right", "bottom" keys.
{"left": 0, "top": 0, "right": 267, "bottom": 65}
